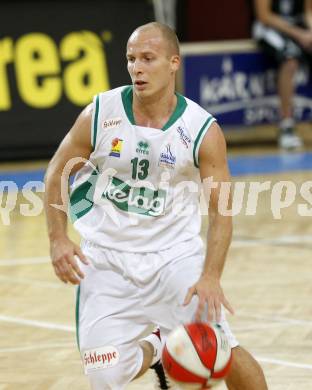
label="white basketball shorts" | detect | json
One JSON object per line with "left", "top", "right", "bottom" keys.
{"left": 76, "top": 236, "right": 238, "bottom": 389}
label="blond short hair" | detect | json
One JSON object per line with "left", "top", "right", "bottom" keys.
{"left": 131, "top": 22, "right": 180, "bottom": 56}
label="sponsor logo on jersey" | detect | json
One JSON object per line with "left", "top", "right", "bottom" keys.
{"left": 102, "top": 176, "right": 166, "bottom": 217}
{"left": 136, "top": 140, "right": 149, "bottom": 155}
{"left": 109, "top": 138, "right": 123, "bottom": 157}
{"left": 102, "top": 117, "right": 122, "bottom": 129}
{"left": 83, "top": 345, "right": 119, "bottom": 373}
{"left": 158, "top": 144, "right": 176, "bottom": 169}
{"left": 176, "top": 126, "right": 191, "bottom": 148}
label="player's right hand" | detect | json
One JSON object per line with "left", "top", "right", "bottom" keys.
{"left": 50, "top": 236, "right": 89, "bottom": 284}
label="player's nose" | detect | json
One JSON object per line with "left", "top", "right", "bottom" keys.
{"left": 132, "top": 59, "right": 143, "bottom": 75}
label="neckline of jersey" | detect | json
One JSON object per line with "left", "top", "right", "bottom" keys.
{"left": 121, "top": 85, "right": 187, "bottom": 131}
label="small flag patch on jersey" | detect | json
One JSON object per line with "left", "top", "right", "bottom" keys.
{"left": 109, "top": 138, "right": 123, "bottom": 157}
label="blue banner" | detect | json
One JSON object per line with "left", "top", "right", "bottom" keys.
{"left": 183, "top": 48, "right": 312, "bottom": 128}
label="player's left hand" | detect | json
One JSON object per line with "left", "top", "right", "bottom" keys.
{"left": 183, "top": 274, "right": 234, "bottom": 322}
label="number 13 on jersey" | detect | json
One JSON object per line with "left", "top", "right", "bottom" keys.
{"left": 131, "top": 157, "right": 149, "bottom": 180}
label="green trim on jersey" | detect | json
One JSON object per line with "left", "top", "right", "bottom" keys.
{"left": 121, "top": 86, "right": 187, "bottom": 130}
{"left": 193, "top": 116, "right": 215, "bottom": 168}
{"left": 69, "top": 169, "right": 98, "bottom": 222}
{"left": 75, "top": 285, "right": 80, "bottom": 350}
{"left": 121, "top": 86, "right": 135, "bottom": 125}
{"left": 91, "top": 94, "right": 100, "bottom": 149}
{"left": 163, "top": 93, "right": 187, "bottom": 130}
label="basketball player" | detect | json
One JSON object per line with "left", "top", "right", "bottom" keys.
{"left": 44, "top": 22, "right": 268, "bottom": 389}
{"left": 253, "top": 0, "right": 312, "bottom": 149}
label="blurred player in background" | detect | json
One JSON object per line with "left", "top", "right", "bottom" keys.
{"left": 253, "top": 0, "right": 312, "bottom": 149}
{"left": 44, "top": 22, "right": 268, "bottom": 389}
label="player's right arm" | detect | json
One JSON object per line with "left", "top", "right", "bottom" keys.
{"left": 44, "top": 104, "right": 93, "bottom": 285}
{"left": 254, "top": 0, "right": 312, "bottom": 50}
{"left": 304, "top": 0, "right": 312, "bottom": 31}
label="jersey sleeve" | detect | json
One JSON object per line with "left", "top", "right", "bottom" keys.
{"left": 192, "top": 114, "right": 216, "bottom": 168}
{"left": 183, "top": 97, "right": 217, "bottom": 169}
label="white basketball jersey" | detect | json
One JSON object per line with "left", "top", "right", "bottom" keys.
{"left": 70, "top": 86, "right": 216, "bottom": 252}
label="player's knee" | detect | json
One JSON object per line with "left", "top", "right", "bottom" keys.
{"left": 284, "top": 58, "right": 299, "bottom": 74}
{"left": 227, "top": 346, "right": 268, "bottom": 389}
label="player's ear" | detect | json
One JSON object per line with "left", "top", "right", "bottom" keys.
{"left": 170, "top": 55, "right": 180, "bottom": 73}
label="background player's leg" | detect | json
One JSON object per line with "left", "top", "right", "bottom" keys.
{"left": 225, "top": 346, "right": 268, "bottom": 390}
{"left": 277, "top": 58, "right": 299, "bottom": 121}
{"left": 277, "top": 58, "right": 302, "bottom": 148}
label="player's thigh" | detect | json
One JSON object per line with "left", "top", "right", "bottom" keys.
{"left": 146, "top": 255, "right": 202, "bottom": 328}
{"left": 148, "top": 256, "right": 238, "bottom": 349}
{"left": 77, "top": 263, "right": 147, "bottom": 388}
{"left": 259, "top": 34, "right": 303, "bottom": 64}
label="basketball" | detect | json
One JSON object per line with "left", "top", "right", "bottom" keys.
{"left": 162, "top": 322, "right": 232, "bottom": 389}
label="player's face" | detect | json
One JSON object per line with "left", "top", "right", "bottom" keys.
{"left": 126, "top": 29, "right": 179, "bottom": 98}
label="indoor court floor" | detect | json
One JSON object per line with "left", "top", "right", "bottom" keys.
{"left": 0, "top": 124, "right": 311, "bottom": 390}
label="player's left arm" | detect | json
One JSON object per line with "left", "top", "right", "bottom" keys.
{"left": 184, "top": 121, "right": 235, "bottom": 322}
